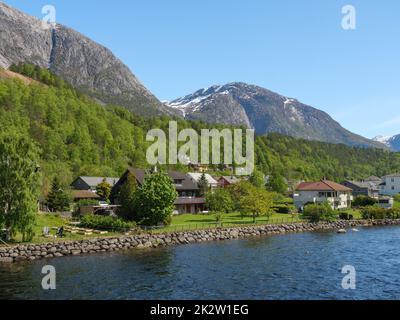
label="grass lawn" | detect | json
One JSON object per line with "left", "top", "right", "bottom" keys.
{"left": 342, "top": 208, "right": 362, "bottom": 219}
{"left": 4, "top": 204, "right": 378, "bottom": 244}
{"left": 148, "top": 212, "right": 303, "bottom": 233}
{"left": 10, "top": 213, "right": 123, "bottom": 244}
{"left": 171, "top": 212, "right": 301, "bottom": 225}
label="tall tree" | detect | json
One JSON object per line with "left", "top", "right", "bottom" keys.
{"left": 266, "top": 172, "right": 288, "bottom": 195}
{"left": 134, "top": 172, "right": 178, "bottom": 226}
{"left": 197, "top": 173, "right": 209, "bottom": 197}
{"left": 249, "top": 169, "right": 266, "bottom": 188}
{"left": 0, "top": 131, "right": 41, "bottom": 241}
{"left": 239, "top": 184, "right": 274, "bottom": 223}
{"left": 117, "top": 173, "right": 138, "bottom": 221}
{"left": 206, "top": 188, "right": 233, "bottom": 214}
{"left": 46, "top": 177, "right": 71, "bottom": 212}
{"left": 96, "top": 178, "right": 112, "bottom": 201}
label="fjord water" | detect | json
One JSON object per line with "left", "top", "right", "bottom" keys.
{"left": 1, "top": 226, "right": 400, "bottom": 300}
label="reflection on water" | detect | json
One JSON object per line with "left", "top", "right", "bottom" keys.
{"left": 1, "top": 226, "right": 400, "bottom": 300}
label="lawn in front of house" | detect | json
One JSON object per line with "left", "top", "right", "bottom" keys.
{"left": 10, "top": 213, "right": 123, "bottom": 244}
{"left": 171, "top": 212, "right": 301, "bottom": 225}
{"left": 5, "top": 205, "right": 372, "bottom": 244}
{"left": 149, "top": 212, "right": 303, "bottom": 233}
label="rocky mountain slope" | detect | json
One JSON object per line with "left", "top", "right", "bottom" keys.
{"left": 374, "top": 135, "right": 400, "bottom": 151}
{"left": 166, "top": 83, "right": 386, "bottom": 149}
{"left": 0, "top": 2, "right": 178, "bottom": 117}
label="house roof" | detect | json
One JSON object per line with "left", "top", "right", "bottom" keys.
{"left": 187, "top": 173, "right": 218, "bottom": 185}
{"left": 342, "top": 180, "right": 371, "bottom": 189}
{"left": 75, "top": 176, "right": 119, "bottom": 188}
{"left": 296, "top": 180, "right": 352, "bottom": 192}
{"left": 72, "top": 190, "right": 101, "bottom": 200}
{"left": 364, "top": 176, "right": 382, "bottom": 182}
{"left": 126, "top": 168, "right": 199, "bottom": 191}
{"left": 384, "top": 173, "right": 400, "bottom": 178}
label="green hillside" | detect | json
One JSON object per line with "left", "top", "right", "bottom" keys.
{"left": 1, "top": 66, "right": 400, "bottom": 195}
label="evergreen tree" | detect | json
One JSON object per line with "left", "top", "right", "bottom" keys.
{"left": 0, "top": 131, "right": 40, "bottom": 241}
{"left": 117, "top": 173, "right": 138, "bottom": 221}
{"left": 46, "top": 177, "right": 71, "bottom": 212}
{"left": 197, "top": 173, "right": 209, "bottom": 197}
{"left": 96, "top": 178, "right": 112, "bottom": 201}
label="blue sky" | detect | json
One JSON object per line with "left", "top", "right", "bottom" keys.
{"left": 3, "top": 0, "right": 400, "bottom": 138}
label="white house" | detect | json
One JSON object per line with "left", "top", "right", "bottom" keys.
{"left": 294, "top": 180, "right": 353, "bottom": 210}
{"left": 186, "top": 173, "right": 218, "bottom": 190}
{"left": 379, "top": 174, "right": 400, "bottom": 196}
{"left": 377, "top": 196, "right": 394, "bottom": 209}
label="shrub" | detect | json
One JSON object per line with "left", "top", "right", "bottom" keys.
{"left": 73, "top": 199, "right": 99, "bottom": 218}
{"left": 389, "top": 208, "right": 400, "bottom": 219}
{"left": 303, "top": 202, "right": 337, "bottom": 222}
{"left": 272, "top": 204, "right": 296, "bottom": 214}
{"left": 79, "top": 214, "right": 135, "bottom": 231}
{"left": 339, "top": 212, "right": 354, "bottom": 220}
{"left": 361, "top": 207, "right": 400, "bottom": 220}
{"left": 352, "top": 196, "right": 377, "bottom": 207}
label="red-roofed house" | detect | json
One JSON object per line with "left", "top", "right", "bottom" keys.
{"left": 294, "top": 180, "right": 353, "bottom": 210}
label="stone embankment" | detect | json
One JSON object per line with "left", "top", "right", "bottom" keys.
{"left": 1, "top": 219, "right": 399, "bottom": 263}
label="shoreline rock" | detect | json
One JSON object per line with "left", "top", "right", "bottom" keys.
{"left": 0, "top": 219, "right": 399, "bottom": 264}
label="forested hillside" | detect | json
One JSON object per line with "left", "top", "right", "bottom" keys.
{"left": 256, "top": 134, "right": 400, "bottom": 182}
{"left": 1, "top": 66, "right": 400, "bottom": 196}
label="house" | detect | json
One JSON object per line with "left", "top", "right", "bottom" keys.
{"left": 186, "top": 173, "right": 218, "bottom": 190}
{"left": 188, "top": 163, "right": 209, "bottom": 173}
{"left": 113, "top": 168, "right": 206, "bottom": 215}
{"left": 379, "top": 174, "right": 400, "bottom": 196}
{"left": 377, "top": 196, "right": 394, "bottom": 209}
{"left": 218, "top": 176, "right": 241, "bottom": 188}
{"left": 363, "top": 175, "right": 383, "bottom": 185}
{"left": 340, "top": 180, "right": 379, "bottom": 198}
{"left": 72, "top": 190, "right": 101, "bottom": 202}
{"left": 71, "top": 176, "right": 119, "bottom": 192}
{"left": 294, "top": 180, "right": 353, "bottom": 210}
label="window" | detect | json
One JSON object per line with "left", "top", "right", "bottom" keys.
{"left": 174, "top": 179, "right": 184, "bottom": 186}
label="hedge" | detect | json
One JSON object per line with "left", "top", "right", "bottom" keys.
{"left": 79, "top": 214, "right": 136, "bottom": 231}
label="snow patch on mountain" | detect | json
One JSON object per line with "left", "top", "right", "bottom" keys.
{"left": 373, "top": 135, "right": 400, "bottom": 151}
{"left": 373, "top": 135, "right": 392, "bottom": 146}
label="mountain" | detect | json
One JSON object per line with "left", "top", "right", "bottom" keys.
{"left": 0, "top": 2, "right": 178, "bottom": 117}
{"left": 2, "top": 68, "right": 400, "bottom": 190}
{"left": 373, "top": 135, "right": 400, "bottom": 151}
{"left": 166, "top": 82, "right": 387, "bottom": 149}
